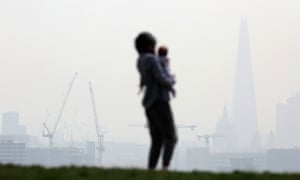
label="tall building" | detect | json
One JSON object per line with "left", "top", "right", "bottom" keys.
{"left": 87, "top": 141, "right": 96, "bottom": 164}
{"left": 231, "top": 16, "right": 261, "bottom": 150}
{"left": 276, "top": 93, "right": 300, "bottom": 148}
{"left": 2, "top": 112, "right": 27, "bottom": 135}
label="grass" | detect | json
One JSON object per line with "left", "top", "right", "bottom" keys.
{"left": 0, "top": 164, "right": 300, "bottom": 180}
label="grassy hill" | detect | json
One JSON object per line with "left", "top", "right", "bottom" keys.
{"left": 1, "top": 164, "right": 300, "bottom": 180}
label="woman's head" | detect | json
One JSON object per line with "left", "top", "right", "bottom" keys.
{"left": 135, "top": 32, "right": 157, "bottom": 54}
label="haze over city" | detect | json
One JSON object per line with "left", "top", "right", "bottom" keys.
{"left": 1, "top": 0, "right": 300, "bottom": 171}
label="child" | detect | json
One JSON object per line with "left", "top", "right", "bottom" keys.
{"left": 138, "top": 46, "right": 176, "bottom": 97}
{"left": 158, "top": 46, "right": 176, "bottom": 97}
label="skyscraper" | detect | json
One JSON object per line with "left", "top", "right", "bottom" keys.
{"left": 276, "top": 93, "right": 300, "bottom": 148}
{"left": 2, "top": 112, "right": 27, "bottom": 135}
{"left": 231, "top": 16, "right": 260, "bottom": 150}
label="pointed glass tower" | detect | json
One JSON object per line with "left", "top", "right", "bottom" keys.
{"left": 232, "top": 16, "right": 260, "bottom": 150}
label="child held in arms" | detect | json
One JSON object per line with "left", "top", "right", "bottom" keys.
{"left": 138, "top": 45, "right": 176, "bottom": 98}
{"left": 158, "top": 46, "right": 176, "bottom": 97}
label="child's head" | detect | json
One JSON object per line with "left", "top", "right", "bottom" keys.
{"left": 158, "top": 46, "right": 168, "bottom": 57}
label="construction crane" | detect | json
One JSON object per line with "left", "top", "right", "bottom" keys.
{"left": 176, "top": 124, "right": 197, "bottom": 131}
{"left": 43, "top": 72, "right": 78, "bottom": 147}
{"left": 196, "top": 134, "right": 224, "bottom": 150}
{"left": 128, "top": 123, "right": 197, "bottom": 131}
{"left": 89, "top": 82, "right": 104, "bottom": 166}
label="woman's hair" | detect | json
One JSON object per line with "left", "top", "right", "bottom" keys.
{"left": 135, "top": 32, "right": 156, "bottom": 54}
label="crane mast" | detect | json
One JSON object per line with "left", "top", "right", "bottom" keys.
{"left": 43, "top": 72, "right": 78, "bottom": 147}
{"left": 89, "top": 82, "right": 104, "bottom": 166}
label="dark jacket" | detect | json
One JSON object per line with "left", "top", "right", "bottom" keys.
{"left": 137, "top": 53, "right": 175, "bottom": 109}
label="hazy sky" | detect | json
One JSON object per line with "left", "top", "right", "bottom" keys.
{"left": 0, "top": 0, "right": 300, "bottom": 145}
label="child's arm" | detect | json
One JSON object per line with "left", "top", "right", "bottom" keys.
{"left": 170, "top": 73, "right": 176, "bottom": 98}
{"left": 170, "top": 87, "right": 176, "bottom": 98}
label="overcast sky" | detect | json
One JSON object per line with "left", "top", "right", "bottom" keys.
{"left": 0, "top": 0, "right": 300, "bottom": 145}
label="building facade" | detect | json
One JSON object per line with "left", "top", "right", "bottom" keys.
{"left": 276, "top": 93, "right": 300, "bottom": 148}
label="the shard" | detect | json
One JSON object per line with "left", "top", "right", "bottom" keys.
{"left": 232, "top": 16, "right": 261, "bottom": 150}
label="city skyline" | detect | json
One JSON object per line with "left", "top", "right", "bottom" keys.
{"left": 0, "top": 0, "right": 300, "bottom": 145}
{"left": 1, "top": 0, "right": 300, "bottom": 172}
